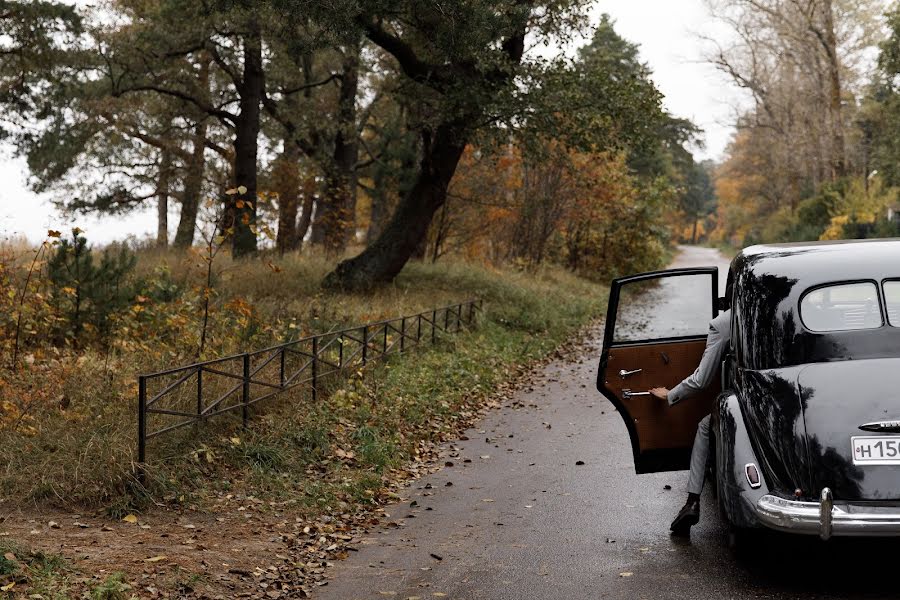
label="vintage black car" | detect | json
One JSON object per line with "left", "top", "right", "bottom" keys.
{"left": 597, "top": 240, "right": 900, "bottom": 540}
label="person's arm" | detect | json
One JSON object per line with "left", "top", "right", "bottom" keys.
{"left": 650, "top": 315, "right": 729, "bottom": 406}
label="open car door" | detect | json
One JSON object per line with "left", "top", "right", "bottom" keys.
{"left": 597, "top": 267, "right": 720, "bottom": 474}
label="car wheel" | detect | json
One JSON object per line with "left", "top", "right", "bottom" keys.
{"left": 713, "top": 437, "right": 754, "bottom": 555}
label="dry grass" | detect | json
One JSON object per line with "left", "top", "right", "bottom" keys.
{"left": 0, "top": 249, "right": 605, "bottom": 514}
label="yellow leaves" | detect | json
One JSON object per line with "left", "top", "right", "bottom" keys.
{"left": 190, "top": 445, "right": 216, "bottom": 464}
{"left": 820, "top": 214, "right": 850, "bottom": 240}
{"left": 47, "top": 229, "right": 61, "bottom": 238}
{"left": 122, "top": 514, "right": 138, "bottom": 524}
{"left": 224, "top": 297, "right": 253, "bottom": 320}
{"left": 144, "top": 555, "right": 167, "bottom": 562}
{"left": 1, "top": 582, "right": 15, "bottom": 592}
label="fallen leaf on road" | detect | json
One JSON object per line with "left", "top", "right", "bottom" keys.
{"left": 575, "top": 461, "right": 585, "bottom": 466}
{"left": 430, "top": 553, "right": 443, "bottom": 561}
{"left": 378, "top": 592, "right": 397, "bottom": 597}
{"left": 0, "top": 582, "right": 14, "bottom": 592}
{"left": 619, "top": 572, "right": 633, "bottom": 577}
{"left": 145, "top": 555, "right": 167, "bottom": 562}
{"left": 432, "top": 594, "right": 447, "bottom": 598}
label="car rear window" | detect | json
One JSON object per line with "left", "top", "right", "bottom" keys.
{"left": 800, "top": 282, "right": 883, "bottom": 332}
{"left": 883, "top": 281, "right": 900, "bottom": 326}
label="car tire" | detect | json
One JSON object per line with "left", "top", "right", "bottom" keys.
{"left": 713, "top": 434, "right": 756, "bottom": 555}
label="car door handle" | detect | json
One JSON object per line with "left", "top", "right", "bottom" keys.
{"left": 622, "top": 389, "right": 651, "bottom": 399}
{"left": 618, "top": 368, "right": 642, "bottom": 378}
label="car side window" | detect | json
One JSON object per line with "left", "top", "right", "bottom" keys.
{"left": 800, "top": 282, "right": 883, "bottom": 332}
{"left": 613, "top": 273, "right": 714, "bottom": 343}
{"left": 883, "top": 281, "right": 900, "bottom": 326}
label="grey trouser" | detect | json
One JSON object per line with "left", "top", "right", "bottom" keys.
{"left": 687, "top": 415, "right": 711, "bottom": 496}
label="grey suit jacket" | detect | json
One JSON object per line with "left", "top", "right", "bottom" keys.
{"left": 668, "top": 310, "right": 731, "bottom": 406}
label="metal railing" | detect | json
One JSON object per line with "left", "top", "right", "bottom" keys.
{"left": 136, "top": 299, "right": 482, "bottom": 466}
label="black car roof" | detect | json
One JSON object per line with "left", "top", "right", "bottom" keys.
{"left": 734, "top": 238, "right": 900, "bottom": 287}
{"left": 730, "top": 238, "right": 900, "bottom": 370}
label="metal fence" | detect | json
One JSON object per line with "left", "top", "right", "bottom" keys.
{"left": 137, "top": 299, "right": 482, "bottom": 466}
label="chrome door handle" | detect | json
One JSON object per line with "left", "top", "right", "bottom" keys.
{"left": 618, "top": 368, "right": 642, "bottom": 378}
{"left": 622, "top": 389, "right": 651, "bottom": 399}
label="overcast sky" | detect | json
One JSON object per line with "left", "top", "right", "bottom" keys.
{"left": 0, "top": 1, "right": 742, "bottom": 244}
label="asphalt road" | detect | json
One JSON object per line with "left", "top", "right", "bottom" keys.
{"left": 318, "top": 246, "right": 900, "bottom": 600}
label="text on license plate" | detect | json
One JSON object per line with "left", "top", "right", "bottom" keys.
{"left": 852, "top": 436, "right": 900, "bottom": 465}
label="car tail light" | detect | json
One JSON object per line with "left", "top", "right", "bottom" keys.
{"left": 745, "top": 463, "right": 761, "bottom": 488}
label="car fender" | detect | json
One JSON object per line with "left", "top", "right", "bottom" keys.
{"left": 712, "top": 392, "right": 769, "bottom": 529}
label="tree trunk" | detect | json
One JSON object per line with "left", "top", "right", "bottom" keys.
{"left": 156, "top": 150, "right": 171, "bottom": 248}
{"left": 820, "top": 0, "right": 845, "bottom": 179}
{"left": 173, "top": 119, "right": 207, "bottom": 249}
{"left": 366, "top": 183, "right": 386, "bottom": 244}
{"left": 317, "top": 45, "right": 361, "bottom": 254}
{"left": 691, "top": 219, "right": 699, "bottom": 245}
{"left": 174, "top": 56, "right": 210, "bottom": 249}
{"left": 275, "top": 142, "right": 302, "bottom": 253}
{"left": 297, "top": 190, "right": 315, "bottom": 248}
{"left": 228, "top": 21, "right": 263, "bottom": 258}
{"left": 323, "top": 121, "right": 468, "bottom": 290}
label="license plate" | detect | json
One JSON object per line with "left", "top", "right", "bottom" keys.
{"left": 852, "top": 436, "right": 900, "bottom": 465}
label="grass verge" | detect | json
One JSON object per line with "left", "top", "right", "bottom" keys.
{"left": 1, "top": 256, "right": 605, "bottom": 513}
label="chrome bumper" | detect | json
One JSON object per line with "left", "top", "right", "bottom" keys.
{"left": 757, "top": 488, "right": 900, "bottom": 539}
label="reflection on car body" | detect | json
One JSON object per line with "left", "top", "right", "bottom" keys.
{"left": 597, "top": 239, "right": 900, "bottom": 540}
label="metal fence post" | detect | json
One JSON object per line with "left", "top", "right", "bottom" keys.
{"left": 457, "top": 303, "right": 463, "bottom": 332}
{"left": 311, "top": 336, "right": 318, "bottom": 402}
{"left": 400, "top": 317, "right": 406, "bottom": 352}
{"left": 362, "top": 325, "right": 368, "bottom": 365}
{"left": 432, "top": 310, "right": 437, "bottom": 344}
{"left": 279, "top": 347, "right": 286, "bottom": 387}
{"left": 383, "top": 323, "right": 388, "bottom": 354}
{"left": 468, "top": 301, "right": 475, "bottom": 326}
{"left": 444, "top": 307, "right": 450, "bottom": 332}
{"left": 137, "top": 375, "right": 147, "bottom": 478}
{"left": 242, "top": 353, "right": 250, "bottom": 427}
{"left": 416, "top": 314, "right": 422, "bottom": 343}
{"left": 338, "top": 334, "right": 344, "bottom": 369}
{"left": 196, "top": 367, "right": 203, "bottom": 419}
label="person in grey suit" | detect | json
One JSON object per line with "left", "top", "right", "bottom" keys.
{"left": 649, "top": 306, "right": 732, "bottom": 536}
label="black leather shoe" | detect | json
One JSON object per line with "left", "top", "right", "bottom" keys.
{"left": 670, "top": 499, "right": 700, "bottom": 536}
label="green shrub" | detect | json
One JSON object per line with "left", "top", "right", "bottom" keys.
{"left": 47, "top": 229, "right": 137, "bottom": 346}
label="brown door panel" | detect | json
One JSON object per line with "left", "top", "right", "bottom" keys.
{"left": 604, "top": 339, "right": 719, "bottom": 452}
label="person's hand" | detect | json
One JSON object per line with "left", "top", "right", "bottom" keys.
{"left": 649, "top": 387, "right": 669, "bottom": 401}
